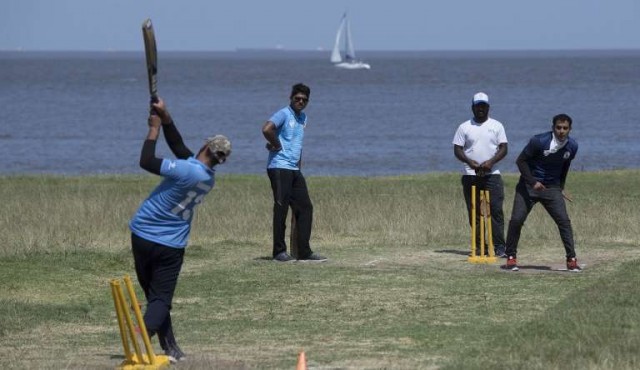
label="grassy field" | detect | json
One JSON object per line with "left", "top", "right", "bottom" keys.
{"left": 0, "top": 170, "right": 639, "bottom": 369}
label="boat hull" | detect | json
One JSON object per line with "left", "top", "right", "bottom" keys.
{"left": 334, "top": 62, "right": 371, "bottom": 70}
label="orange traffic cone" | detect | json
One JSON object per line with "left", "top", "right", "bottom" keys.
{"left": 296, "top": 351, "right": 307, "bottom": 370}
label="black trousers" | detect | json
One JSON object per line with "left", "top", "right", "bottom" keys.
{"left": 505, "top": 181, "right": 576, "bottom": 259}
{"left": 131, "top": 233, "right": 184, "bottom": 349}
{"left": 267, "top": 168, "right": 313, "bottom": 259}
{"left": 461, "top": 175, "right": 506, "bottom": 251}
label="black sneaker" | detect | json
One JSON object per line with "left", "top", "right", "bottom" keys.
{"left": 298, "top": 252, "right": 328, "bottom": 262}
{"left": 494, "top": 245, "right": 507, "bottom": 258}
{"left": 273, "top": 252, "right": 295, "bottom": 262}
{"left": 164, "top": 343, "right": 186, "bottom": 363}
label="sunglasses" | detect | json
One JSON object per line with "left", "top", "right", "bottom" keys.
{"left": 212, "top": 151, "right": 228, "bottom": 165}
{"left": 293, "top": 96, "right": 309, "bottom": 103}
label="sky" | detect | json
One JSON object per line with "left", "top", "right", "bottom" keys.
{"left": 2, "top": 0, "right": 639, "bottom": 52}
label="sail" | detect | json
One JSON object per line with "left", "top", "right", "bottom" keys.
{"left": 330, "top": 14, "right": 346, "bottom": 63}
{"left": 330, "top": 12, "right": 370, "bottom": 69}
{"left": 344, "top": 18, "right": 356, "bottom": 61}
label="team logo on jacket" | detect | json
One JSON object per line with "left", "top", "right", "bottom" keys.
{"left": 563, "top": 151, "right": 571, "bottom": 159}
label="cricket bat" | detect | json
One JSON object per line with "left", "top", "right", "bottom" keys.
{"left": 141, "top": 18, "right": 158, "bottom": 104}
{"left": 562, "top": 190, "right": 573, "bottom": 203}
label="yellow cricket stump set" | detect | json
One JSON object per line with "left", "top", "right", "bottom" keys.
{"left": 468, "top": 185, "right": 497, "bottom": 264}
{"left": 110, "top": 275, "right": 171, "bottom": 369}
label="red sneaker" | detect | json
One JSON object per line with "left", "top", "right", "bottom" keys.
{"left": 567, "top": 257, "right": 582, "bottom": 272}
{"left": 501, "top": 256, "right": 519, "bottom": 271}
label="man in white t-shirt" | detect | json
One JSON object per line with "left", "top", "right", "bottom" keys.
{"left": 452, "top": 92, "right": 508, "bottom": 257}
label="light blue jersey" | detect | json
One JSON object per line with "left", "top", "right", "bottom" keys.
{"left": 129, "top": 157, "right": 215, "bottom": 248}
{"left": 266, "top": 106, "right": 306, "bottom": 170}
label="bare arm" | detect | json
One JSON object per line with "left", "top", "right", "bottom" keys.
{"left": 453, "top": 145, "right": 480, "bottom": 170}
{"left": 479, "top": 143, "right": 508, "bottom": 172}
{"left": 262, "top": 121, "right": 282, "bottom": 151}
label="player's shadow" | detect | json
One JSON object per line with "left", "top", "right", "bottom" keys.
{"left": 435, "top": 249, "right": 469, "bottom": 256}
{"left": 517, "top": 265, "right": 552, "bottom": 271}
{"left": 436, "top": 249, "right": 552, "bottom": 271}
{"left": 254, "top": 256, "right": 275, "bottom": 261}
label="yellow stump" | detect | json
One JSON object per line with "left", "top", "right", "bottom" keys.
{"left": 110, "top": 276, "right": 171, "bottom": 369}
{"left": 110, "top": 281, "right": 132, "bottom": 362}
{"left": 468, "top": 186, "right": 497, "bottom": 264}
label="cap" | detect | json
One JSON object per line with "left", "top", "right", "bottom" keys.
{"left": 205, "top": 135, "right": 232, "bottom": 158}
{"left": 472, "top": 92, "right": 489, "bottom": 105}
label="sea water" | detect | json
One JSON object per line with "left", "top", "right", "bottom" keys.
{"left": 1, "top": 50, "right": 639, "bottom": 176}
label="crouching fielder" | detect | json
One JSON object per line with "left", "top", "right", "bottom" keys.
{"left": 502, "top": 114, "right": 581, "bottom": 272}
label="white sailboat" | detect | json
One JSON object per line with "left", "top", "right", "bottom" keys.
{"left": 330, "top": 13, "right": 371, "bottom": 70}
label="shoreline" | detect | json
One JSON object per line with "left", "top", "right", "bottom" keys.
{"left": 1, "top": 167, "right": 639, "bottom": 178}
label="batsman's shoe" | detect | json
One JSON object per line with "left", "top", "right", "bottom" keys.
{"left": 298, "top": 252, "right": 328, "bottom": 262}
{"left": 273, "top": 252, "right": 295, "bottom": 262}
{"left": 165, "top": 343, "right": 186, "bottom": 363}
{"left": 566, "top": 257, "right": 582, "bottom": 272}
{"left": 501, "top": 256, "right": 519, "bottom": 271}
{"left": 494, "top": 245, "right": 507, "bottom": 258}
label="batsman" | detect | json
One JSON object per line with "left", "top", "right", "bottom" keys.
{"left": 453, "top": 92, "right": 509, "bottom": 258}
{"left": 129, "top": 98, "right": 231, "bottom": 362}
{"left": 129, "top": 19, "right": 232, "bottom": 362}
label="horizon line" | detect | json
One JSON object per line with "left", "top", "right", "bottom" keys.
{"left": 2, "top": 47, "right": 640, "bottom": 53}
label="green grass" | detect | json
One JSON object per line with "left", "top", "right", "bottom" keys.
{"left": 0, "top": 171, "right": 639, "bottom": 369}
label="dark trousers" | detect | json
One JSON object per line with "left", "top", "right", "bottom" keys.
{"left": 505, "top": 181, "right": 576, "bottom": 259}
{"left": 131, "top": 233, "right": 184, "bottom": 349}
{"left": 462, "top": 175, "right": 506, "bottom": 251}
{"left": 267, "top": 168, "right": 313, "bottom": 259}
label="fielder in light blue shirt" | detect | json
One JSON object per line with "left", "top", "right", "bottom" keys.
{"left": 262, "top": 83, "right": 327, "bottom": 263}
{"left": 266, "top": 105, "right": 306, "bottom": 170}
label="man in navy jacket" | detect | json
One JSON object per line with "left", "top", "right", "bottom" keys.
{"left": 502, "top": 114, "right": 581, "bottom": 272}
